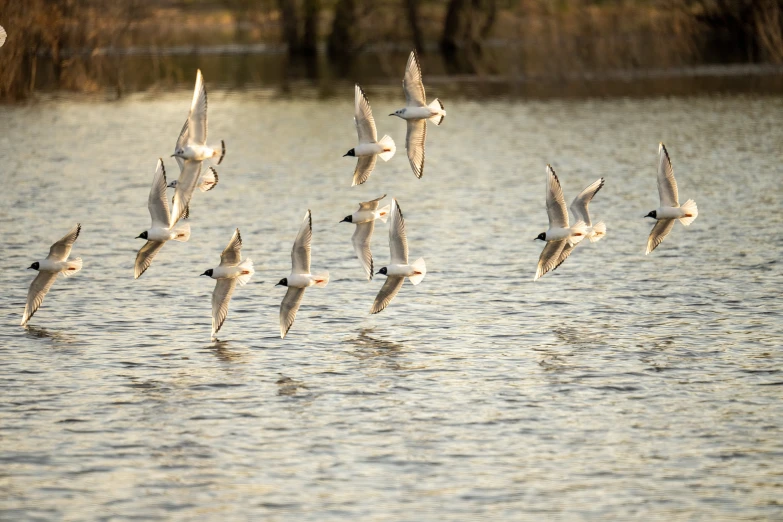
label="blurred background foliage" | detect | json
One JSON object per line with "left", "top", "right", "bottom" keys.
{"left": 1, "top": 0, "right": 783, "bottom": 101}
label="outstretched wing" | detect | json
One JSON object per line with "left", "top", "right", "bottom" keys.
{"left": 646, "top": 219, "right": 675, "bottom": 255}
{"left": 352, "top": 155, "right": 377, "bottom": 187}
{"left": 188, "top": 69, "right": 208, "bottom": 145}
{"left": 291, "top": 210, "right": 312, "bottom": 274}
{"left": 170, "top": 160, "right": 201, "bottom": 226}
{"left": 21, "top": 272, "right": 58, "bottom": 326}
{"left": 148, "top": 159, "right": 171, "bottom": 229}
{"left": 352, "top": 221, "right": 375, "bottom": 280}
{"left": 134, "top": 240, "right": 166, "bottom": 279}
{"left": 370, "top": 276, "right": 405, "bottom": 314}
{"left": 389, "top": 199, "right": 409, "bottom": 265}
{"left": 546, "top": 165, "right": 569, "bottom": 229}
{"left": 220, "top": 228, "right": 242, "bottom": 267}
{"left": 354, "top": 84, "right": 378, "bottom": 144}
{"left": 403, "top": 51, "right": 427, "bottom": 107}
{"left": 569, "top": 178, "right": 604, "bottom": 227}
{"left": 359, "top": 194, "right": 386, "bottom": 211}
{"left": 47, "top": 223, "right": 81, "bottom": 262}
{"left": 657, "top": 143, "right": 679, "bottom": 207}
{"left": 212, "top": 278, "right": 237, "bottom": 338}
{"left": 174, "top": 119, "right": 189, "bottom": 170}
{"left": 535, "top": 239, "right": 566, "bottom": 280}
{"left": 406, "top": 119, "right": 426, "bottom": 179}
{"left": 280, "top": 287, "right": 305, "bottom": 339}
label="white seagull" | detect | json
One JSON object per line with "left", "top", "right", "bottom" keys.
{"left": 277, "top": 210, "right": 330, "bottom": 338}
{"left": 343, "top": 84, "right": 396, "bottom": 186}
{"left": 21, "top": 223, "right": 83, "bottom": 327}
{"left": 134, "top": 159, "right": 191, "bottom": 279}
{"left": 645, "top": 143, "right": 698, "bottom": 254}
{"left": 389, "top": 50, "right": 447, "bottom": 179}
{"left": 340, "top": 194, "right": 391, "bottom": 280}
{"left": 170, "top": 69, "right": 225, "bottom": 223}
{"left": 200, "top": 228, "right": 254, "bottom": 340}
{"left": 371, "top": 198, "right": 426, "bottom": 314}
{"left": 533, "top": 165, "right": 588, "bottom": 280}
{"left": 553, "top": 177, "right": 607, "bottom": 271}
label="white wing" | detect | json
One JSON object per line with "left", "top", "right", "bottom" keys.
{"left": 569, "top": 178, "right": 605, "bottom": 227}
{"left": 403, "top": 51, "right": 427, "bottom": 107}
{"left": 354, "top": 84, "right": 377, "bottom": 144}
{"left": 21, "top": 272, "right": 58, "bottom": 326}
{"left": 657, "top": 143, "right": 679, "bottom": 207}
{"left": 546, "top": 165, "right": 569, "bottom": 228}
{"left": 370, "top": 276, "right": 404, "bottom": 314}
{"left": 134, "top": 240, "right": 166, "bottom": 279}
{"left": 352, "top": 155, "right": 377, "bottom": 187}
{"left": 389, "top": 199, "right": 409, "bottom": 265}
{"left": 188, "top": 69, "right": 208, "bottom": 146}
{"left": 47, "top": 223, "right": 81, "bottom": 262}
{"left": 358, "top": 194, "right": 386, "bottom": 211}
{"left": 553, "top": 243, "right": 576, "bottom": 273}
{"left": 212, "top": 278, "right": 237, "bottom": 338}
{"left": 148, "top": 159, "right": 172, "bottom": 229}
{"left": 646, "top": 219, "right": 675, "bottom": 255}
{"left": 406, "top": 119, "right": 426, "bottom": 179}
{"left": 220, "top": 228, "right": 242, "bottom": 267}
{"left": 0, "top": 25, "right": 7, "bottom": 48}
{"left": 280, "top": 287, "right": 305, "bottom": 339}
{"left": 535, "top": 240, "right": 566, "bottom": 280}
{"left": 170, "top": 160, "right": 201, "bottom": 226}
{"left": 291, "top": 210, "right": 312, "bottom": 274}
{"left": 352, "top": 221, "right": 375, "bottom": 280}
{"left": 174, "top": 119, "right": 189, "bottom": 170}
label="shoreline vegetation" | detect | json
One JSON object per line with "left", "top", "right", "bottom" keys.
{"left": 2, "top": 0, "right": 783, "bottom": 102}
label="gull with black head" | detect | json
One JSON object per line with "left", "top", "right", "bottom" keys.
{"left": 340, "top": 194, "right": 390, "bottom": 280}
{"left": 343, "top": 84, "right": 396, "bottom": 186}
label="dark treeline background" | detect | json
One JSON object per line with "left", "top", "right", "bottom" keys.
{"left": 2, "top": 0, "right": 783, "bottom": 101}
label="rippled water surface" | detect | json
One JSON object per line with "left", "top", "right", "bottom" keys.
{"left": 1, "top": 92, "right": 782, "bottom": 520}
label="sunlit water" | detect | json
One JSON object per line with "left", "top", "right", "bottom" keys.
{"left": 1, "top": 91, "right": 781, "bottom": 519}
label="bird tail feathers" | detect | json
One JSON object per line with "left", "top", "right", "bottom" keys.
{"left": 568, "top": 221, "right": 588, "bottom": 246}
{"left": 172, "top": 222, "right": 191, "bottom": 242}
{"left": 377, "top": 204, "right": 391, "bottom": 223}
{"left": 409, "top": 258, "right": 426, "bottom": 285}
{"left": 678, "top": 199, "right": 698, "bottom": 226}
{"left": 428, "top": 99, "right": 446, "bottom": 125}
{"left": 589, "top": 222, "right": 606, "bottom": 243}
{"left": 199, "top": 167, "right": 219, "bottom": 192}
{"left": 313, "top": 271, "right": 330, "bottom": 288}
{"left": 377, "top": 135, "right": 396, "bottom": 162}
{"left": 62, "top": 257, "right": 83, "bottom": 277}
{"left": 236, "top": 258, "right": 254, "bottom": 286}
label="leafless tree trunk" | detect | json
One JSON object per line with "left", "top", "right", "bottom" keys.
{"left": 302, "top": 0, "right": 319, "bottom": 56}
{"left": 278, "top": 0, "right": 300, "bottom": 54}
{"left": 327, "top": 0, "right": 356, "bottom": 61}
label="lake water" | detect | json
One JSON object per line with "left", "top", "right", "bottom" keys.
{"left": 1, "top": 90, "right": 781, "bottom": 519}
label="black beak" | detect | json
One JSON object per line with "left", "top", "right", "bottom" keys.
{"left": 200, "top": 272, "right": 208, "bottom": 277}
{"left": 136, "top": 234, "right": 143, "bottom": 239}
{"left": 339, "top": 218, "right": 348, "bottom": 223}
{"left": 388, "top": 113, "right": 394, "bottom": 116}
{"left": 375, "top": 270, "right": 382, "bottom": 275}
{"left": 343, "top": 152, "right": 350, "bottom": 157}
{"left": 27, "top": 266, "right": 34, "bottom": 270}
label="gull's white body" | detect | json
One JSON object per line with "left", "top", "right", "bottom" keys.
{"left": 134, "top": 159, "right": 190, "bottom": 279}
{"left": 204, "top": 229, "right": 254, "bottom": 339}
{"left": 390, "top": 51, "right": 446, "bottom": 179}
{"left": 278, "top": 210, "right": 329, "bottom": 338}
{"left": 351, "top": 206, "right": 389, "bottom": 224}
{"left": 645, "top": 143, "right": 698, "bottom": 254}
{"left": 344, "top": 195, "right": 390, "bottom": 280}
{"left": 354, "top": 142, "right": 391, "bottom": 157}
{"left": 371, "top": 198, "right": 426, "bottom": 314}
{"left": 21, "top": 223, "right": 83, "bottom": 326}
{"left": 168, "top": 167, "right": 218, "bottom": 193}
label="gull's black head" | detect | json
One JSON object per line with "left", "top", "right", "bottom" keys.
{"left": 343, "top": 148, "right": 355, "bottom": 157}
{"left": 201, "top": 269, "right": 213, "bottom": 277}
{"left": 136, "top": 231, "right": 148, "bottom": 240}
{"left": 276, "top": 278, "right": 288, "bottom": 287}
{"left": 340, "top": 215, "right": 352, "bottom": 224}
{"left": 28, "top": 262, "right": 39, "bottom": 270}
{"left": 375, "top": 267, "right": 388, "bottom": 276}
{"left": 645, "top": 210, "right": 657, "bottom": 219}
{"left": 390, "top": 108, "right": 405, "bottom": 117}
{"left": 535, "top": 232, "right": 546, "bottom": 241}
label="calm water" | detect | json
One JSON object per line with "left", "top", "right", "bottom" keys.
{"left": 1, "top": 91, "right": 782, "bottom": 520}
